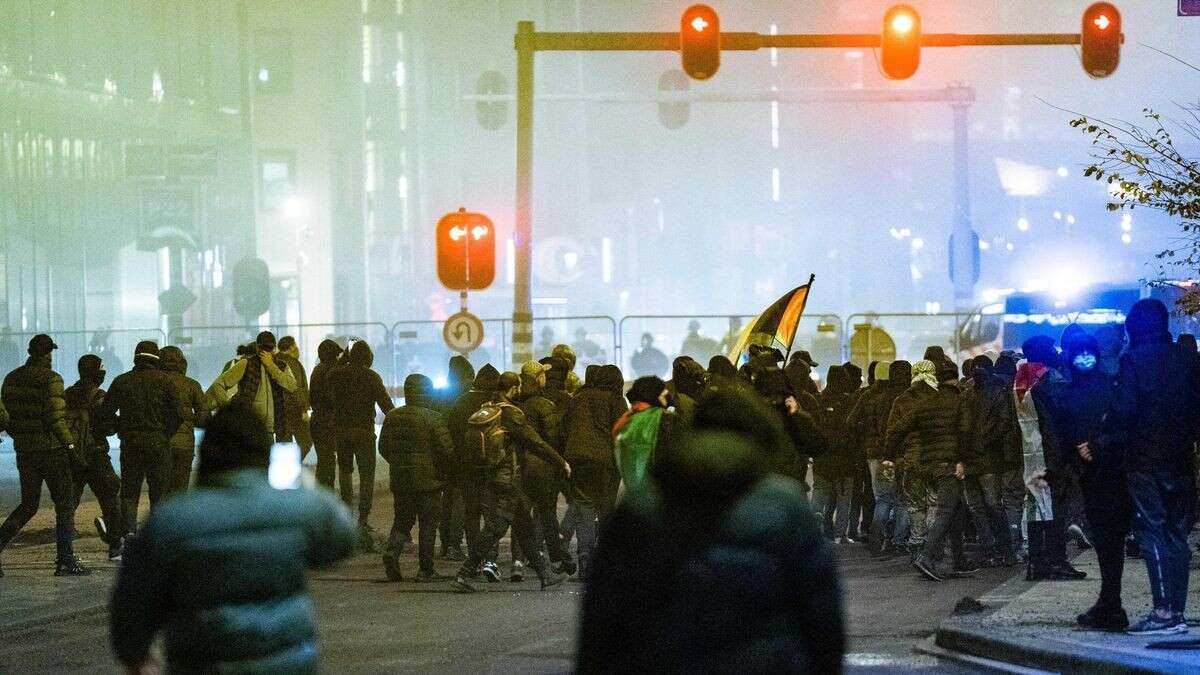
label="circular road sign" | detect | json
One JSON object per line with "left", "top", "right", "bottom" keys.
{"left": 443, "top": 311, "right": 485, "bottom": 354}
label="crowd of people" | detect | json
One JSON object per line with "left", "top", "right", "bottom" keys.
{"left": 0, "top": 297, "right": 1195, "bottom": 670}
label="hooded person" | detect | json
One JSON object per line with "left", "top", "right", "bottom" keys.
{"left": 578, "top": 385, "right": 845, "bottom": 674}
{"left": 62, "top": 353, "right": 123, "bottom": 561}
{"left": 442, "top": 355, "right": 476, "bottom": 413}
{"left": 306, "top": 339, "right": 344, "bottom": 489}
{"left": 1110, "top": 299, "right": 1200, "bottom": 634}
{"left": 518, "top": 360, "right": 575, "bottom": 575}
{"left": 612, "top": 376, "right": 674, "bottom": 500}
{"left": 840, "top": 361, "right": 872, "bottom": 540}
{"left": 273, "top": 336, "right": 312, "bottom": 462}
{"left": 707, "top": 355, "right": 739, "bottom": 382}
{"left": 669, "top": 357, "right": 705, "bottom": 429}
{"left": 811, "top": 366, "right": 858, "bottom": 542}
{"left": 753, "top": 369, "right": 826, "bottom": 479}
{"left": 379, "top": 373, "right": 454, "bottom": 582}
{"left": 445, "top": 363, "right": 500, "bottom": 565}
{"left": 328, "top": 340, "right": 395, "bottom": 548}
{"left": 849, "top": 360, "right": 906, "bottom": 554}
{"left": 562, "top": 363, "right": 629, "bottom": 579}
{"left": 158, "top": 346, "right": 210, "bottom": 495}
{"left": 97, "top": 341, "right": 184, "bottom": 539}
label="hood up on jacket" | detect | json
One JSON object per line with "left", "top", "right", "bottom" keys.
{"left": 597, "top": 364, "right": 625, "bottom": 394}
{"left": 473, "top": 364, "right": 500, "bottom": 393}
{"left": 317, "top": 339, "right": 343, "bottom": 364}
{"left": 448, "top": 355, "right": 476, "bottom": 389}
{"left": 403, "top": 373, "right": 436, "bottom": 409}
{"left": 1126, "top": 298, "right": 1171, "bottom": 347}
{"left": 348, "top": 340, "right": 374, "bottom": 368}
{"left": 889, "top": 360, "right": 913, "bottom": 388}
{"left": 159, "top": 345, "right": 188, "bottom": 375}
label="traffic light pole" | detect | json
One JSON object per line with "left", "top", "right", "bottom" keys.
{"left": 511, "top": 25, "right": 1099, "bottom": 367}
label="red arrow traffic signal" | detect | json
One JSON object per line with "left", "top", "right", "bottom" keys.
{"left": 436, "top": 208, "right": 496, "bottom": 291}
{"left": 1081, "top": 2, "right": 1121, "bottom": 78}
{"left": 680, "top": 4, "right": 720, "bottom": 80}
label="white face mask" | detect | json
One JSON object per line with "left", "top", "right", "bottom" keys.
{"left": 1073, "top": 353, "right": 1098, "bottom": 372}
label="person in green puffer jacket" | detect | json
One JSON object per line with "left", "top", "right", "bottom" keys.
{"left": 110, "top": 402, "right": 355, "bottom": 674}
{"left": 613, "top": 376, "right": 675, "bottom": 499}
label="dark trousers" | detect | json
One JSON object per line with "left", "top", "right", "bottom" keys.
{"left": 961, "top": 474, "right": 1003, "bottom": 553}
{"left": 570, "top": 461, "right": 611, "bottom": 578}
{"left": 119, "top": 435, "right": 171, "bottom": 536}
{"left": 387, "top": 487, "right": 440, "bottom": 574}
{"left": 525, "top": 473, "right": 568, "bottom": 564}
{"left": 73, "top": 449, "right": 122, "bottom": 546}
{"left": 335, "top": 428, "right": 377, "bottom": 521}
{"left": 0, "top": 447, "right": 77, "bottom": 560}
{"left": 165, "top": 444, "right": 194, "bottom": 495}
{"left": 922, "top": 471, "right": 962, "bottom": 561}
{"left": 1128, "top": 470, "right": 1195, "bottom": 615}
{"left": 1082, "top": 468, "right": 1132, "bottom": 610}
{"left": 308, "top": 431, "right": 337, "bottom": 490}
{"left": 459, "top": 481, "right": 546, "bottom": 579}
{"left": 439, "top": 482, "right": 465, "bottom": 552}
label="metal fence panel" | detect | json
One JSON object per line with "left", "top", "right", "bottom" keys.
{"left": 845, "top": 313, "right": 968, "bottom": 368}
{"left": 391, "top": 319, "right": 508, "bottom": 389}
{"left": 525, "top": 315, "right": 618, "bottom": 375}
{"left": 0, "top": 328, "right": 168, "bottom": 382}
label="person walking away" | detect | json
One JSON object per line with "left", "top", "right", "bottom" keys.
{"left": 0, "top": 334, "right": 87, "bottom": 576}
{"left": 379, "top": 374, "right": 453, "bottom": 582}
{"left": 1110, "top": 299, "right": 1200, "bottom": 635}
{"left": 275, "top": 336, "right": 313, "bottom": 469}
{"left": 110, "top": 403, "right": 355, "bottom": 673}
{"left": 1014, "top": 336, "right": 1087, "bottom": 582}
{"left": 578, "top": 386, "right": 845, "bottom": 673}
{"left": 518, "top": 360, "right": 575, "bottom": 576}
{"left": 436, "top": 355, "right": 475, "bottom": 560}
{"left": 64, "top": 355, "right": 124, "bottom": 561}
{"left": 812, "top": 366, "right": 857, "bottom": 542}
{"left": 453, "top": 372, "right": 570, "bottom": 591}
{"left": 447, "top": 364, "right": 500, "bottom": 574}
{"left": 885, "top": 360, "right": 968, "bottom": 581}
{"left": 328, "top": 340, "right": 394, "bottom": 550}
{"left": 960, "top": 356, "right": 1020, "bottom": 567}
{"left": 1056, "top": 333, "right": 1130, "bottom": 631}
{"left": 307, "top": 339, "right": 343, "bottom": 489}
{"left": 613, "top": 376, "right": 675, "bottom": 499}
{"left": 207, "top": 331, "right": 297, "bottom": 447}
{"left": 97, "top": 341, "right": 183, "bottom": 538}
{"left": 561, "top": 364, "right": 628, "bottom": 580}
{"left": 852, "top": 360, "right": 910, "bottom": 555}
{"left": 158, "top": 346, "right": 209, "bottom": 494}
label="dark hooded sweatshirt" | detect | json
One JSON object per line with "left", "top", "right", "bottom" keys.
{"left": 563, "top": 365, "right": 629, "bottom": 465}
{"left": 97, "top": 353, "right": 183, "bottom": 443}
{"left": 379, "top": 375, "right": 453, "bottom": 493}
{"left": 159, "top": 346, "right": 210, "bottom": 450}
{"left": 329, "top": 341, "right": 394, "bottom": 430}
{"left": 308, "top": 339, "right": 343, "bottom": 438}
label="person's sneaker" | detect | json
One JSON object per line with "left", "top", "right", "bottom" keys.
{"left": 1077, "top": 604, "right": 1129, "bottom": 632}
{"left": 1050, "top": 563, "right": 1088, "bottom": 580}
{"left": 358, "top": 523, "right": 378, "bottom": 553}
{"left": 556, "top": 558, "right": 578, "bottom": 576}
{"left": 1068, "top": 524, "right": 1093, "bottom": 550}
{"left": 382, "top": 553, "right": 403, "bottom": 582}
{"left": 54, "top": 555, "right": 91, "bottom": 577}
{"left": 94, "top": 517, "right": 109, "bottom": 545}
{"left": 509, "top": 560, "right": 525, "bottom": 582}
{"left": 481, "top": 561, "right": 501, "bottom": 583}
{"left": 1127, "top": 613, "right": 1188, "bottom": 636}
{"left": 452, "top": 576, "right": 477, "bottom": 593}
{"left": 108, "top": 538, "right": 124, "bottom": 562}
{"left": 912, "top": 555, "right": 944, "bottom": 582}
{"left": 540, "top": 571, "right": 568, "bottom": 590}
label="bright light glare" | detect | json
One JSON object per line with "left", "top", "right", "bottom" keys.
{"left": 282, "top": 196, "right": 307, "bottom": 219}
{"left": 470, "top": 225, "right": 489, "bottom": 240}
{"left": 1121, "top": 232, "right": 1132, "bottom": 244}
{"left": 448, "top": 225, "right": 466, "bottom": 241}
{"left": 1094, "top": 14, "right": 1110, "bottom": 30}
{"left": 691, "top": 16, "right": 709, "bottom": 32}
{"left": 890, "top": 13, "right": 915, "bottom": 34}
{"left": 1056, "top": 166, "right": 1068, "bottom": 177}
{"left": 432, "top": 375, "right": 448, "bottom": 389}
{"left": 1016, "top": 217, "right": 1030, "bottom": 232}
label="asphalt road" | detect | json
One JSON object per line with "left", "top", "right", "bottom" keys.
{"left": 0, "top": 535, "right": 1012, "bottom": 673}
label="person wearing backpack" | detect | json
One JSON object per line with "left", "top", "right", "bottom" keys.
{"left": 453, "top": 372, "right": 571, "bottom": 592}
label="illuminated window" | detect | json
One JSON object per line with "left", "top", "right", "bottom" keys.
{"left": 258, "top": 151, "right": 295, "bottom": 211}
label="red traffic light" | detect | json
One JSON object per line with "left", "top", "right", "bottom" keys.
{"left": 1081, "top": 2, "right": 1121, "bottom": 78}
{"left": 680, "top": 4, "right": 720, "bottom": 80}
{"left": 436, "top": 208, "right": 496, "bottom": 291}
{"left": 881, "top": 4, "right": 921, "bottom": 80}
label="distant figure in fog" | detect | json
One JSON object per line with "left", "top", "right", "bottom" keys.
{"left": 630, "top": 332, "right": 669, "bottom": 378}
{"left": 579, "top": 386, "right": 844, "bottom": 673}
{"left": 110, "top": 402, "right": 355, "bottom": 674}
{"left": 679, "top": 320, "right": 720, "bottom": 364}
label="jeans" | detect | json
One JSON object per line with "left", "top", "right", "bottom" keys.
{"left": 921, "top": 471, "right": 962, "bottom": 562}
{"left": 0, "top": 447, "right": 77, "bottom": 560}
{"left": 1128, "top": 470, "right": 1195, "bottom": 615}
{"left": 439, "top": 483, "right": 465, "bottom": 552}
{"left": 901, "top": 466, "right": 929, "bottom": 548}
{"left": 998, "top": 467, "right": 1026, "bottom": 550}
{"left": 961, "top": 474, "right": 1004, "bottom": 553}
{"left": 335, "top": 428, "right": 377, "bottom": 521}
{"left": 459, "top": 481, "right": 547, "bottom": 580}
{"left": 570, "top": 461, "right": 611, "bottom": 578}
{"left": 868, "top": 460, "right": 908, "bottom": 546}
{"left": 812, "top": 474, "right": 854, "bottom": 539}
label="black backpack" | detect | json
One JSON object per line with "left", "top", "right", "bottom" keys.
{"left": 468, "top": 403, "right": 518, "bottom": 471}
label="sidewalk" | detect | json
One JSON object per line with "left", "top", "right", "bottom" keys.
{"left": 934, "top": 549, "right": 1200, "bottom": 674}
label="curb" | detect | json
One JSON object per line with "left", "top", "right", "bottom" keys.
{"left": 0, "top": 604, "right": 107, "bottom": 636}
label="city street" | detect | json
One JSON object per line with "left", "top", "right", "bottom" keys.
{"left": 0, "top": 489, "right": 1009, "bottom": 674}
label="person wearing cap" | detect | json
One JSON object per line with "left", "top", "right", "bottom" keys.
{"left": 158, "top": 346, "right": 210, "bottom": 495}
{"left": 97, "top": 341, "right": 184, "bottom": 537}
{"left": 0, "top": 334, "right": 88, "bottom": 576}
{"left": 453, "top": 371, "right": 570, "bottom": 592}
{"left": 64, "top": 354, "right": 124, "bottom": 561}
{"left": 518, "top": 360, "right": 574, "bottom": 576}
{"left": 207, "top": 331, "right": 297, "bottom": 445}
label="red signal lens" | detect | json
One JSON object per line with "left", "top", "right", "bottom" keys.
{"left": 680, "top": 5, "right": 720, "bottom": 80}
{"left": 1081, "top": 2, "right": 1121, "bottom": 78}
{"left": 881, "top": 5, "right": 921, "bottom": 80}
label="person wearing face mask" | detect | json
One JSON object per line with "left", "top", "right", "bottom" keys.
{"left": 64, "top": 355, "right": 125, "bottom": 561}
{"left": 1058, "top": 331, "right": 1130, "bottom": 631}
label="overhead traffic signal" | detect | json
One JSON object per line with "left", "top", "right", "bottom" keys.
{"left": 680, "top": 5, "right": 720, "bottom": 80}
{"left": 436, "top": 208, "right": 496, "bottom": 291}
{"left": 1081, "top": 2, "right": 1120, "bottom": 78}
{"left": 880, "top": 5, "right": 921, "bottom": 80}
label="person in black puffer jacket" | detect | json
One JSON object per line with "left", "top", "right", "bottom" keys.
{"left": 518, "top": 360, "right": 574, "bottom": 574}
{"left": 307, "top": 339, "right": 343, "bottom": 490}
{"left": 1111, "top": 300, "right": 1200, "bottom": 634}
{"left": 110, "top": 402, "right": 355, "bottom": 674}
{"left": 812, "top": 366, "right": 857, "bottom": 542}
{"left": 64, "top": 354, "right": 124, "bottom": 561}
{"left": 379, "top": 373, "right": 453, "bottom": 582}
{"left": 96, "top": 341, "right": 183, "bottom": 538}
{"left": 579, "top": 386, "right": 845, "bottom": 674}
{"left": 0, "top": 334, "right": 86, "bottom": 576}
{"left": 158, "top": 346, "right": 210, "bottom": 495}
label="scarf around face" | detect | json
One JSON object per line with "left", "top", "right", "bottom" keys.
{"left": 911, "top": 359, "right": 939, "bottom": 390}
